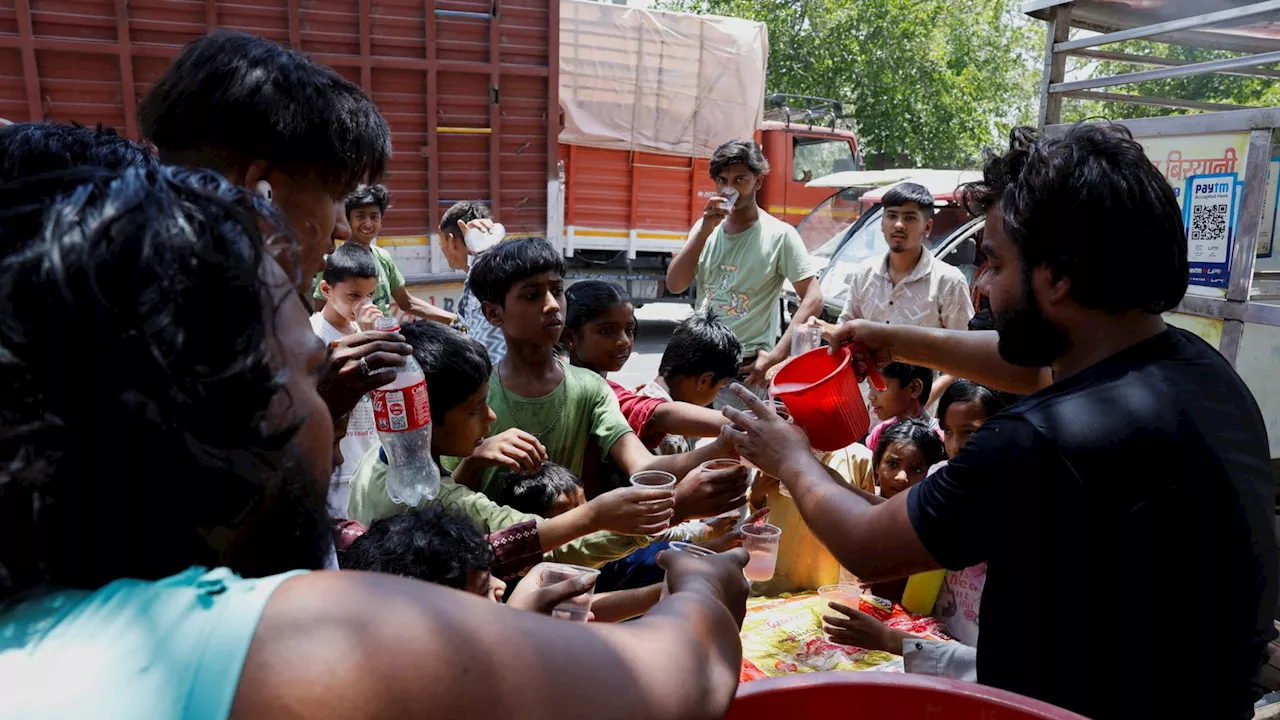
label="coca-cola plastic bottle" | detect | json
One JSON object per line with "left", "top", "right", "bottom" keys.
{"left": 369, "top": 316, "right": 440, "bottom": 505}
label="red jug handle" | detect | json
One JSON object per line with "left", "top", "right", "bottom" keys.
{"left": 849, "top": 343, "right": 886, "bottom": 390}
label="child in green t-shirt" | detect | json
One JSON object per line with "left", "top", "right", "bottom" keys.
{"left": 465, "top": 237, "right": 750, "bottom": 521}
{"left": 346, "top": 321, "right": 681, "bottom": 570}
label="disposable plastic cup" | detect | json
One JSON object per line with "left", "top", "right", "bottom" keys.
{"left": 741, "top": 523, "right": 782, "bottom": 582}
{"left": 791, "top": 323, "right": 823, "bottom": 357}
{"left": 540, "top": 563, "right": 601, "bottom": 622}
{"left": 630, "top": 470, "right": 677, "bottom": 490}
{"left": 719, "top": 187, "right": 740, "bottom": 212}
{"left": 668, "top": 541, "right": 716, "bottom": 558}
{"left": 630, "top": 470, "right": 677, "bottom": 533}
{"left": 697, "top": 459, "right": 748, "bottom": 520}
{"left": 817, "top": 584, "right": 864, "bottom": 642}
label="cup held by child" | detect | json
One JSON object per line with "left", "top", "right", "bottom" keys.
{"left": 741, "top": 522, "right": 782, "bottom": 582}
{"left": 539, "top": 563, "right": 601, "bottom": 623}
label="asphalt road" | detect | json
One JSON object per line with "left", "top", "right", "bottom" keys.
{"left": 611, "top": 302, "right": 694, "bottom": 390}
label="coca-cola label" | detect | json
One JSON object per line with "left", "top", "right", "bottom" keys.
{"left": 370, "top": 380, "right": 430, "bottom": 433}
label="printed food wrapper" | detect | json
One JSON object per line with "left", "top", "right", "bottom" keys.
{"left": 739, "top": 593, "right": 952, "bottom": 683}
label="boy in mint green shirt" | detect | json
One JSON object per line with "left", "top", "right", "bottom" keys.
{"left": 664, "top": 139, "right": 824, "bottom": 399}
{"left": 314, "top": 184, "right": 455, "bottom": 323}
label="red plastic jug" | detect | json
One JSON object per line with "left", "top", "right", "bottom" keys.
{"left": 728, "top": 673, "right": 1087, "bottom": 719}
{"left": 769, "top": 345, "right": 885, "bottom": 452}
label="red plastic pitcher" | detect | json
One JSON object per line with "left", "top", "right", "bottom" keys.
{"left": 768, "top": 345, "right": 885, "bottom": 452}
{"left": 728, "top": 673, "right": 1087, "bottom": 719}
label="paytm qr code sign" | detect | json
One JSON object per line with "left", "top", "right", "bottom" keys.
{"left": 1186, "top": 177, "right": 1235, "bottom": 264}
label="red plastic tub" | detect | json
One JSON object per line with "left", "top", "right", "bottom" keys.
{"left": 769, "top": 346, "right": 885, "bottom": 451}
{"left": 727, "top": 673, "right": 1088, "bottom": 720}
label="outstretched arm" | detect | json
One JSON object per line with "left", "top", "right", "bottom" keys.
{"left": 234, "top": 551, "right": 749, "bottom": 720}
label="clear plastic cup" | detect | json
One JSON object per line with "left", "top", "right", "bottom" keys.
{"left": 539, "top": 563, "right": 600, "bottom": 622}
{"left": 629, "top": 470, "right": 677, "bottom": 490}
{"left": 817, "top": 583, "right": 863, "bottom": 642}
{"left": 741, "top": 522, "right": 782, "bottom": 582}
{"left": 791, "top": 323, "right": 823, "bottom": 356}
{"left": 697, "top": 459, "right": 748, "bottom": 521}
{"left": 630, "top": 470, "right": 677, "bottom": 533}
{"left": 667, "top": 541, "right": 716, "bottom": 558}
{"left": 719, "top": 187, "right": 740, "bottom": 213}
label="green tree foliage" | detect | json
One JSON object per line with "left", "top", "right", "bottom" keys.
{"left": 1061, "top": 41, "right": 1280, "bottom": 122}
{"left": 658, "top": 0, "right": 1040, "bottom": 168}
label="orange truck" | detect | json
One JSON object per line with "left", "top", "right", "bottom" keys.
{"left": 553, "top": 1, "right": 861, "bottom": 305}
{"left": 0, "top": 0, "right": 857, "bottom": 309}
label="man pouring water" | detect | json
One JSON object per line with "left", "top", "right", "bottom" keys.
{"left": 721, "top": 124, "right": 1277, "bottom": 720}
{"left": 666, "top": 139, "right": 824, "bottom": 407}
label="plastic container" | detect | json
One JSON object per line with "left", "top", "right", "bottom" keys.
{"left": 463, "top": 222, "right": 505, "bottom": 254}
{"left": 719, "top": 187, "right": 740, "bottom": 213}
{"left": 370, "top": 316, "right": 440, "bottom": 505}
{"left": 667, "top": 541, "right": 716, "bottom": 558}
{"left": 727, "top": 673, "right": 1088, "bottom": 719}
{"left": 540, "top": 563, "right": 601, "bottom": 623}
{"left": 741, "top": 522, "right": 782, "bottom": 582}
{"left": 769, "top": 346, "right": 885, "bottom": 451}
{"left": 901, "top": 568, "right": 948, "bottom": 616}
{"left": 790, "top": 323, "right": 823, "bottom": 356}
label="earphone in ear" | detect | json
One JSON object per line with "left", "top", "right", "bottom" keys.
{"left": 255, "top": 180, "right": 274, "bottom": 202}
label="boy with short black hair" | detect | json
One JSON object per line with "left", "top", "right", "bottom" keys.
{"left": 310, "top": 243, "right": 384, "bottom": 514}
{"left": 638, "top": 311, "right": 742, "bottom": 455}
{"left": 494, "top": 462, "right": 585, "bottom": 519}
{"left": 465, "top": 237, "right": 749, "bottom": 517}
{"left": 314, "top": 184, "right": 454, "bottom": 323}
{"left": 342, "top": 506, "right": 507, "bottom": 601}
{"left": 346, "top": 320, "right": 705, "bottom": 570}
{"left": 864, "top": 362, "right": 944, "bottom": 451}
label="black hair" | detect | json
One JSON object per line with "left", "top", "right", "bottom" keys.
{"left": 968, "top": 308, "right": 996, "bottom": 332}
{"left": 710, "top": 139, "right": 770, "bottom": 178}
{"left": 399, "top": 320, "right": 492, "bottom": 424}
{"left": 0, "top": 121, "right": 157, "bottom": 184}
{"left": 340, "top": 506, "right": 493, "bottom": 590}
{"left": 881, "top": 182, "right": 935, "bottom": 220}
{"left": 492, "top": 463, "right": 582, "bottom": 517}
{"left": 467, "top": 236, "right": 566, "bottom": 306}
{"left": 937, "top": 379, "right": 1010, "bottom": 427}
{"left": 881, "top": 362, "right": 934, "bottom": 403}
{"left": 139, "top": 31, "right": 391, "bottom": 194}
{"left": 346, "top": 184, "right": 390, "bottom": 217}
{"left": 565, "top": 280, "right": 632, "bottom": 335}
{"left": 0, "top": 122, "right": 158, "bottom": 252}
{"left": 322, "top": 242, "right": 379, "bottom": 285}
{"left": 0, "top": 165, "right": 329, "bottom": 599}
{"left": 440, "top": 200, "right": 492, "bottom": 236}
{"left": 659, "top": 310, "right": 742, "bottom": 382}
{"left": 960, "top": 124, "right": 1187, "bottom": 315}
{"left": 872, "top": 418, "right": 947, "bottom": 470}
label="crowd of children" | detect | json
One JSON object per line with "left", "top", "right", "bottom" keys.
{"left": 312, "top": 183, "right": 1020, "bottom": 674}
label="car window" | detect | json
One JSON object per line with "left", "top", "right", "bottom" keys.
{"left": 792, "top": 136, "right": 857, "bottom": 183}
{"left": 936, "top": 221, "right": 985, "bottom": 288}
{"left": 797, "top": 187, "right": 868, "bottom": 255}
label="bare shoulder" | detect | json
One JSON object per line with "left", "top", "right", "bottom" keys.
{"left": 228, "top": 571, "right": 420, "bottom": 719}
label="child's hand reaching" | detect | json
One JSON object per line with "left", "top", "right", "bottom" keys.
{"left": 586, "top": 486, "right": 676, "bottom": 536}
{"left": 470, "top": 428, "right": 548, "bottom": 473}
{"left": 823, "top": 601, "right": 909, "bottom": 654}
{"left": 696, "top": 508, "right": 768, "bottom": 553}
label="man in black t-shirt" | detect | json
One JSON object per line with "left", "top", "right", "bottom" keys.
{"left": 724, "top": 124, "right": 1278, "bottom": 719}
